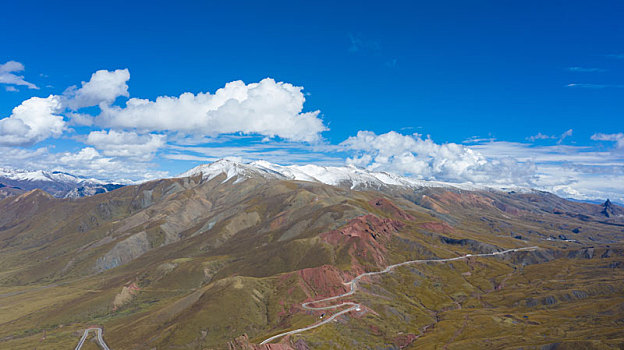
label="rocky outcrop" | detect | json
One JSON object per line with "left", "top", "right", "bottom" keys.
{"left": 112, "top": 282, "right": 140, "bottom": 310}
{"left": 600, "top": 199, "right": 624, "bottom": 218}
{"left": 321, "top": 214, "right": 403, "bottom": 273}
{"left": 369, "top": 198, "right": 415, "bottom": 221}
{"left": 95, "top": 231, "right": 151, "bottom": 272}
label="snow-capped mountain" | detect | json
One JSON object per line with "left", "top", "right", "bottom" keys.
{"left": 177, "top": 159, "right": 517, "bottom": 192}
{"left": 0, "top": 168, "right": 124, "bottom": 199}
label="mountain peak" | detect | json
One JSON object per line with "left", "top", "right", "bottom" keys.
{"left": 603, "top": 199, "right": 615, "bottom": 217}
{"left": 13, "top": 188, "right": 54, "bottom": 202}
{"left": 177, "top": 159, "right": 282, "bottom": 184}
{"left": 177, "top": 159, "right": 473, "bottom": 191}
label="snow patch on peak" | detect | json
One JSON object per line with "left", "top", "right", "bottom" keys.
{"left": 0, "top": 168, "right": 49, "bottom": 182}
{"left": 0, "top": 167, "right": 113, "bottom": 185}
{"left": 177, "top": 159, "right": 544, "bottom": 194}
{"left": 0, "top": 167, "right": 124, "bottom": 198}
{"left": 178, "top": 159, "right": 474, "bottom": 190}
{"left": 177, "top": 159, "right": 285, "bottom": 183}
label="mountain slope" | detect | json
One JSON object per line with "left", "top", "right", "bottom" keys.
{"left": 0, "top": 161, "right": 622, "bottom": 349}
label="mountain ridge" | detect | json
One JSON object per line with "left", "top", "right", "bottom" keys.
{"left": 178, "top": 158, "right": 531, "bottom": 193}
{"left": 0, "top": 167, "right": 124, "bottom": 199}
{"left": 2, "top": 159, "right": 619, "bottom": 208}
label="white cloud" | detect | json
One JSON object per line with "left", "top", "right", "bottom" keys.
{"left": 85, "top": 130, "right": 166, "bottom": 160}
{"left": 341, "top": 131, "right": 535, "bottom": 185}
{"left": 526, "top": 129, "right": 573, "bottom": 144}
{"left": 340, "top": 131, "right": 624, "bottom": 202}
{"left": 557, "top": 128, "right": 573, "bottom": 144}
{"left": 63, "top": 69, "right": 130, "bottom": 110}
{"left": 566, "top": 83, "right": 624, "bottom": 89}
{"left": 526, "top": 132, "right": 554, "bottom": 142}
{"left": 591, "top": 132, "right": 624, "bottom": 150}
{"left": 0, "top": 61, "right": 39, "bottom": 89}
{"left": 96, "top": 78, "right": 326, "bottom": 142}
{"left": 163, "top": 153, "right": 215, "bottom": 162}
{"left": 0, "top": 95, "right": 66, "bottom": 146}
{"left": 55, "top": 147, "right": 167, "bottom": 182}
{"left": 1, "top": 71, "right": 325, "bottom": 146}
{"left": 165, "top": 139, "right": 344, "bottom": 166}
{"left": 5, "top": 86, "right": 18, "bottom": 92}
{"left": 0, "top": 68, "right": 130, "bottom": 146}
{"left": 471, "top": 140, "right": 624, "bottom": 202}
{"left": 0, "top": 146, "right": 168, "bottom": 182}
{"left": 66, "top": 112, "right": 95, "bottom": 126}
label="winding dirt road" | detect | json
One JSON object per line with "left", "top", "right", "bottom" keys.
{"left": 260, "top": 246, "right": 538, "bottom": 345}
{"left": 75, "top": 327, "right": 110, "bottom": 350}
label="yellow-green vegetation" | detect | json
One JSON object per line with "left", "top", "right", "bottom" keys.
{"left": 288, "top": 252, "right": 624, "bottom": 349}
{"left": 1, "top": 175, "right": 623, "bottom": 349}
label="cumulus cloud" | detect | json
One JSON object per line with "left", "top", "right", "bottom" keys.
{"left": 591, "top": 132, "right": 624, "bottom": 150}
{"left": 96, "top": 78, "right": 326, "bottom": 142}
{"left": 470, "top": 140, "right": 624, "bottom": 202}
{"left": 0, "top": 69, "right": 330, "bottom": 182}
{"left": 54, "top": 147, "right": 167, "bottom": 182}
{"left": 66, "top": 112, "right": 95, "bottom": 126}
{"left": 85, "top": 130, "right": 166, "bottom": 160}
{"left": 0, "top": 95, "right": 65, "bottom": 146}
{"left": 0, "top": 61, "right": 39, "bottom": 89}
{"left": 63, "top": 69, "right": 130, "bottom": 110}
{"left": 341, "top": 131, "right": 535, "bottom": 185}
{"left": 1, "top": 69, "right": 324, "bottom": 149}
{"left": 0, "top": 68, "right": 132, "bottom": 146}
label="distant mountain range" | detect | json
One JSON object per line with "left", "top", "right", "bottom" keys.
{"left": 3, "top": 159, "right": 622, "bottom": 210}
{"left": 0, "top": 168, "right": 123, "bottom": 199}
{"left": 2, "top": 159, "right": 621, "bottom": 211}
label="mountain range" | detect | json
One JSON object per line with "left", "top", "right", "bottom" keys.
{"left": 0, "top": 159, "right": 622, "bottom": 349}
{"left": 0, "top": 168, "right": 123, "bottom": 199}
{"left": 178, "top": 159, "right": 521, "bottom": 192}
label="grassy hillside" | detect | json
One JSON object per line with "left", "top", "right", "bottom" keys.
{"left": 0, "top": 174, "right": 622, "bottom": 349}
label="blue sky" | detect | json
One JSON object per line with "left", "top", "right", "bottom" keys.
{"left": 1, "top": 0, "right": 623, "bottom": 201}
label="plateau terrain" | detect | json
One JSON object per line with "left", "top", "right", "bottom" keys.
{"left": 0, "top": 160, "right": 622, "bottom": 349}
